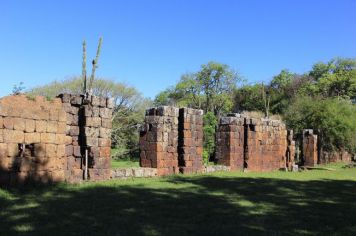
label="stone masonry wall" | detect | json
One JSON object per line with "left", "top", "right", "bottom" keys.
{"left": 178, "top": 108, "right": 204, "bottom": 174}
{"left": 215, "top": 114, "right": 245, "bottom": 171}
{"left": 140, "top": 107, "right": 179, "bottom": 176}
{"left": 140, "top": 106, "right": 204, "bottom": 176}
{"left": 0, "top": 95, "right": 67, "bottom": 185}
{"left": 58, "top": 93, "right": 113, "bottom": 183}
{"left": 215, "top": 114, "right": 289, "bottom": 172}
{"left": 245, "top": 118, "right": 288, "bottom": 171}
{"left": 302, "top": 129, "right": 318, "bottom": 166}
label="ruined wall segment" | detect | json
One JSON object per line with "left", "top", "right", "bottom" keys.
{"left": 178, "top": 108, "right": 204, "bottom": 174}
{"left": 286, "top": 130, "right": 295, "bottom": 170}
{"left": 0, "top": 95, "right": 67, "bottom": 184}
{"left": 302, "top": 129, "right": 318, "bottom": 166}
{"left": 215, "top": 114, "right": 245, "bottom": 171}
{"left": 245, "top": 118, "right": 288, "bottom": 171}
{"left": 140, "top": 106, "right": 179, "bottom": 176}
{"left": 215, "top": 115, "right": 289, "bottom": 172}
{"left": 58, "top": 94, "right": 113, "bottom": 182}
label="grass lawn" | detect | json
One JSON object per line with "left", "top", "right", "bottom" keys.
{"left": 111, "top": 159, "right": 140, "bottom": 168}
{"left": 1, "top": 163, "right": 356, "bottom": 235}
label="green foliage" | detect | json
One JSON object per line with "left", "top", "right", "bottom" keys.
{"left": 284, "top": 97, "right": 356, "bottom": 152}
{"left": 233, "top": 84, "right": 265, "bottom": 112}
{"left": 203, "top": 112, "right": 218, "bottom": 161}
{"left": 306, "top": 58, "right": 356, "bottom": 99}
{"left": 154, "top": 61, "right": 241, "bottom": 115}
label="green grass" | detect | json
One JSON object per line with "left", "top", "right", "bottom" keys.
{"left": 111, "top": 159, "right": 140, "bottom": 168}
{"left": 1, "top": 163, "right": 356, "bottom": 235}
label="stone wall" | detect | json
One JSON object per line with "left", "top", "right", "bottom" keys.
{"left": 0, "top": 94, "right": 113, "bottom": 185}
{"left": 0, "top": 95, "right": 67, "bottom": 184}
{"left": 58, "top": 93, "right": 113, "bottom": 182}
{"left": 302, "top": 129, "right": 318, "bottom": 166}
{"left": 178, "top": 108, "right": 204, "bottom": 174}
{"left": 245, "top": 118, "right": 287, "bottom": 171}
{"left": 215, "top": 114, "right": 245, "bottom": 171}
{"left": 215, "top": 114, "right": 289, "bottom": 172}
{"left": 139, "top": 106, "right": 204, "bottom": 176}
{"left": 140, "top": 107, "right": 180, "bottom": 176}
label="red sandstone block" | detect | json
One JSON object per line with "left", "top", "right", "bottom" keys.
{"left": 101, "top": 118, "right": 112, "bottom": 128}
{"left": 99, "top": 147, "right": 111, "bottom": 158}
{"left": 46, "top": 144, "right": 57, "bottom": 158}
{"left": 24, "top": 132, "right": 41, "bottom": 144}
{"left": 40, "top": 133, "right": 56, "bottom": 144}
{"left": 183, "top": 130, "right": 192, "bottom": 138}
{"left": 99, "top": 138, "right": 111, "bottom": 147}
{"left": 73, "top": 146, "right": 82, "bottom": 157}
{"left": 13, "top": 118, "right": 26, "bottom": 131}
{"left": 24, "top": 119, "right": 35, "bottom": 133}
{"left": 3, "top": 129, "right": 24, "bottom": 143}
{"left": 3, "top": 117, "right": 14, "bottom": 129}
{"left": 0, "top": 117, "right": 3, "bottom": 128}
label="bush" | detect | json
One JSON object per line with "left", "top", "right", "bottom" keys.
{"left": 284, "top": 96, "right": 356, "bottom": 153}
{"left": 203, "top": 112, "right": 218, "bottom": 160}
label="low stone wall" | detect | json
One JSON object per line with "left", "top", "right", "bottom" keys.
{"left": 111, "top": 167, "right": 157, "bottom": 179}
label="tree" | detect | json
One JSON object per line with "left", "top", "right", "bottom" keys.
{"left": 284, "top": 96, "right": 356, "bottom": 153}
{"left": 154, "top": 61, "right": 241, "bottom": 116}
{"left": 308, "top": 58, "right": 356, "bottom": 99}
{"left": 203, "top": 112, "right": 218, "bottom": 163}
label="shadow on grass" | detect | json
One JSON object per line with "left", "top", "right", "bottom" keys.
{"left": 1, "top": 175, "right": 356, "bottom": 235}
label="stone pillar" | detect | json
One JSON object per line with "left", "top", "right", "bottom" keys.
{"left": 215, "top": 114, "right": 245, "bottom": 171}
{"left": 59, "top": 93, "right": 83, "bottom": 183}
{"left": 140, "top": 106, "right": 179, "bottom": 176}
{"left": 58, "top": 93, "right": 113, "bottom": 183}
{"left": 84, "top": 95, "right": 113, "bottom": 181}
{"left": 178, "top": 108, "right": 204, "bottom": 174}
{"left": 303, "top": 129, "right": 318, "bottom": 166}
{"left": 286, "top": 130, "right": 295, "bottom": 170}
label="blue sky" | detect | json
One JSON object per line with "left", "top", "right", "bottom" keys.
{"left": 1, "top": 0, "right": 355, "bottom": 98}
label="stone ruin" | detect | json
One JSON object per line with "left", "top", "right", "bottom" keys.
{"left": 139, "top": 106, "right": 204, "bottom": 176}
{"left": 215, "top": 114, "right": 295, "bottom": 172}
{"left": 302, "top": 129, "right": 318, "bottom": 166}
{"left": 0, "top": 94, "right": 113, "bottom": 185}
{"left": 302, "top": 129, "right": 352, "bottom": 166}
{"left": 140, "top": 108, "right": 299, "bottom": 175}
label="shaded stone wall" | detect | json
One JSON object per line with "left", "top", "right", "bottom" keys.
{"left": 0, "top": 95, "right": 67, "bottom": 184}
{"left": 215, "top": 115, "right": 245, "bottom": 171}
{"left": 178, "top": 108, "right": 204, "bottom": 174}
{"left": 0, "top": 94, "right": 113, "bottom": 185}
{"left": 140, "top": 107, "right": 179, "bottom": 176}
{"left": 215, "top": 114, "right": 289, "bottom": 172}
{"left": 302, "top": 129, "right": 318, "bottom": 166}
{"left": 319, "top": 150, "right": 353, "bottom": 164}
{"left": 286, "top": 130, "right": 296, "bottom": 170}
{"left": 139, "top": 106, "right": 204, "bottom": 176}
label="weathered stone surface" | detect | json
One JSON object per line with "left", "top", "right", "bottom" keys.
{"left": 303, "top": 129, "right": 318, "bottom": 166}
{"left": 0, "top": 93, "right": 113, "bottom": 185}
{"left": 111, "top": 167, "right": 157, "bottom": 179}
